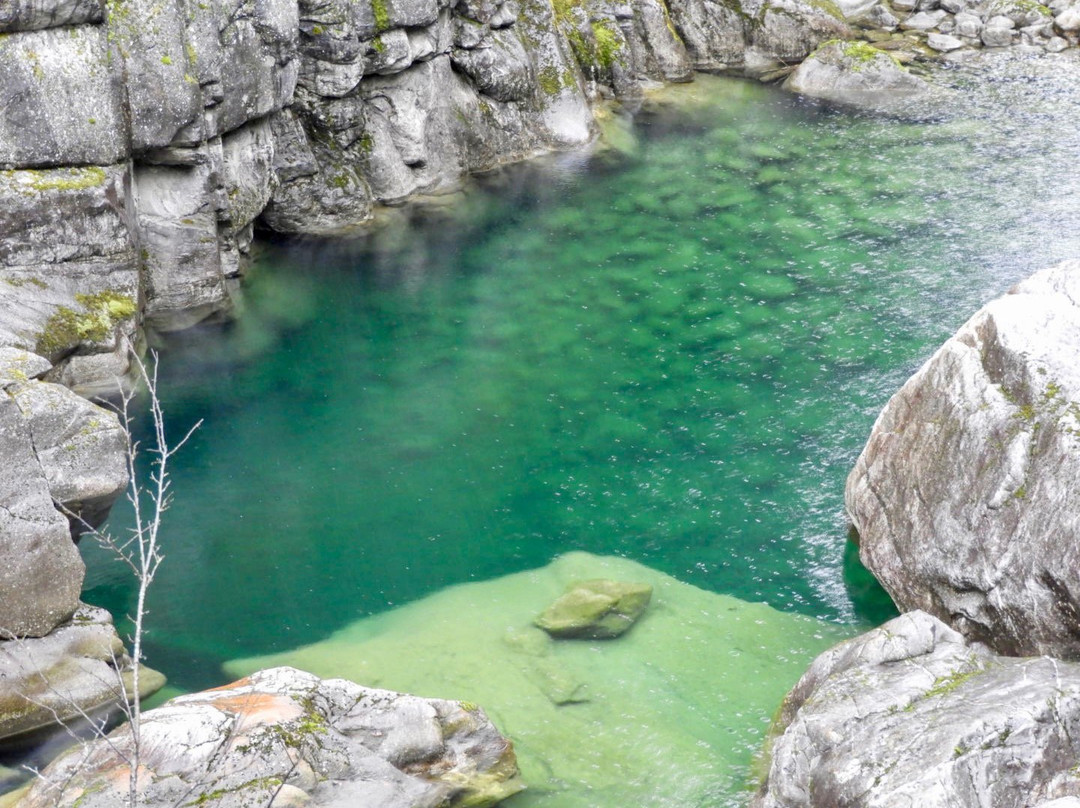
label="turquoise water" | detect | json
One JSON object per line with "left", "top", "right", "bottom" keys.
{"left": 85, "top": 56, "right": 1080, "bottom": 690}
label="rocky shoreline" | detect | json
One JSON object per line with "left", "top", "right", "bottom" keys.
{"left": 2, "top": 0, "right": 1080, "bottom": 804}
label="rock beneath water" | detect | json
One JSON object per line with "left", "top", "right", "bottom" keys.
{"left": 0, "top": 604, "right": 162, "bottom": 745}
{"left": 784, "top": 40, "right": 931, "bottom": 111}
{"left": 14, "top": 666, "right": 522, "bottom": 808}
{"left": 535, "top": 579, "right": 652, "bottom": 638}
{"left": 753, "top": 611, "right": 1080, "bottom": 808}
{"left": 228, "top": 552, "right": 853, "bottom": 808}
{"left": 847, "top": 261, "right": 1080, "bottom": 658}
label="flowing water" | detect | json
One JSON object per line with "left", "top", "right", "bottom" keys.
{"left": 76, "top": 50, "right": 1080, "bottom": 805}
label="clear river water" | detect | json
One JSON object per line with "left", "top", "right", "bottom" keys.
{"left": 78, "top": 50, "right": 1080, "bottom": 807}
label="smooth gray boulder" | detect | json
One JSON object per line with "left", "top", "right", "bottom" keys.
{"left": 784, "top": 40, "right": 931, "bottom": 109}
{"left": 14, "top": 666, "right": 523, "bottom": 808}
{"left": 753, "top": 611, "right": 1080, "bottom": 808}
{"left": 0, "top": 604, "right": 163, "bottom": 744}
{"left": 847, "top": 260, "right": 1080, "bottom": 658}
{"left": 0, "top": 27, "right": 127, "bottom": 168}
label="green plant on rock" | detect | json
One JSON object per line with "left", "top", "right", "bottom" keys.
{"left": 36, "top": 290, "right": 137, "bottom": 356}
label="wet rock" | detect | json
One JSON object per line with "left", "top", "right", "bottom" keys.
{"left": 753, "top": 611, "right": 1080, "bottom": 808}
{"left": 847, "top": 261, "right": 1080, "bottom": 658}
{"left": 535, "top": 578, "right": 653, "bottom": 638}
{"left": 14, "top": 667, "right": 523, "bottom": 808}
{"left": 784, "top": 40, "right": 931, "bottom": 110}
{"left": 0, "top": 604, "right": 162, "bottom": 744}
{"left": 1046, "top": 33, "right": 1070, "bottom": 48}
{"left": 748, "top": 0, "right": 853, "bottom": 68}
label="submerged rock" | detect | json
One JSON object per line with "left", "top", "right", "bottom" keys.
{"left": 535, "top": 578, "right": 652, "bottom": 638}
{"left": 15, "top": 666, "right": 522, "bottom": 808}
{"left": 847, "top": 261, "right": 1080, "bottom": 658}
{"left": 784, "top": 40, "right": 932, "bottom": 110}
{"left": 229, "top": 552, "right": 853, "bottom": 808}
{"left": 753, "top": 611, "right": 1080, "bottom": 808}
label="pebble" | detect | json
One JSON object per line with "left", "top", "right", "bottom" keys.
{"left": 901, "top": 9, "right": 948, "bottom": 28}
{"left": 954, "top": 11, "right": 983, "bottom": 35}
{"left": 1045, "top": 34, "right": 1070, "bottom": 50}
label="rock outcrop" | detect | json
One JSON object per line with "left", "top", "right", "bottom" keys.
{"left": 0, "top": 356, "right": 127, "bottom": 639}
{"left": 754, "top": 611, "right": 1080, "bottom": 808}
{"left": 0, "top": 604, "right": 163, "bottom": 745}
{"left": 14, "top": 666, "right": 523, "bottom": 808}
{"left": 847, "top": 261, "right": 1080, "bottom": 658}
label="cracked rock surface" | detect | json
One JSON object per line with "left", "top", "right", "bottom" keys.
{"left": 753, "top": 611, "right": 1080, "bottom": 808}
{"left": 15, "top": 666, "right": 523, "bottom": 808}
{"left": 847, "top": 260, "right": 1080, "bottom": 658}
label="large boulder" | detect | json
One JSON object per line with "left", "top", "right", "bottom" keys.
{"left": 784, "top": 39, "right": 931, "bottom": 110}
{"left": 0, "top": 371, "right": 128, "bottom": 636}
{"left": 14, "top": 666, "right": 523, "bottom": 808}
{"left": 847, "top": 261, "right": 1080, "bottom": 658}
{"left": 0, "top": 604, "right": 162, "bottom": 744}
{"left": 0, "top": 391, "right": 82, "bottom": 638}
{"left": 754, "top": 611, "right": 1080, "bottom": 808}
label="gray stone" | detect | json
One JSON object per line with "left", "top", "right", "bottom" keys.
{"left": 928, "top": 31, "right": 967, "bottom": 47}
{"left": 8, "top": 380, "right": 128, "bottom": 534}
{"left": 982, "top": 14, "right": 1017, "bottom": 43}
{"left": 955, "top": 11, "right": 983, "bottom": 34}
{"left": 864, "top": 4, "right": 900, "bottom": 28}
{"left": 0, "top": 27, "right": 127, "bottom": 168}
{"left": 783, "top": 40, "right": 931, "bottom": 110}
{"left": 0, "top": 604, "right": 162, "bottom": 743}
{"left": 1045, "top": 33, "right": 1070, "bottom": 47}
{"left": 748, "top": 0, "right": 853, "bottom": 66}
{"left": 847, "top": 261, "right": 1080, "bottom": 658}
{"left": 753, "top": 611, "right": 1080, "bottom": 808}
{"left": 901, "top": 9, "right": 948, "bottom": 28}
{"left": 16, "top": 667, "right": 524, "bottom": 808}
{"left": 893, "top": 0, "right": 918, "bottom": 11}
{"left": 0, "top": 393, "right": 81, "bottom": 638}
{"left": 1055, "top": 5, "right": 1080, "bottom": 29}
{"left": 0, "top": 0, "right": 103, "bottom": 32}
{"left": 535, "top": 579, "right": 653, "bottom": 638}
{"left": 940, "top": 0, "right": 969, "bottom": 12}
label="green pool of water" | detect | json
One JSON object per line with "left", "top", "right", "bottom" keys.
{"left": 80, "top": 53, "right": 1080, "bottom": 804}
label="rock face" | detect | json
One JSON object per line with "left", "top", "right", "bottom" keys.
{"left": 0, "top": 359, "right": 127, "bottom": 638}
{"left": 15, "top": 666, "right": 523, "bottom": 808}
{"left": 847, "top": 261, "right": 1080, "bottom": 658}
{"left": 753, "top": 611, "right": 1080, "bottom": 808}
{"left": 783, "top": 39, "right": 931, "bottom": 108}
{"left": 534, "top": 578, "right": 652, "bottom": 638}
{"left": 0, "top": 0, "right": 859, "bottom": 386}
{"left": 0, "top": 604, "right": 162, "bottom": 744}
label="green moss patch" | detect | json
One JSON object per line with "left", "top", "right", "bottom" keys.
{"left": 36, "top": 290, "right": 137, "bottom": 357}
